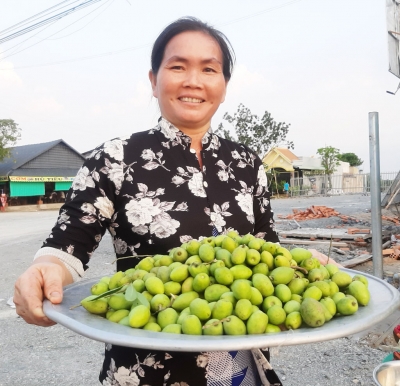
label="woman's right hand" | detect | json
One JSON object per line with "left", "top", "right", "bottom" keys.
{"left": 14, "top": 257, "right": 72, "bottom": 327}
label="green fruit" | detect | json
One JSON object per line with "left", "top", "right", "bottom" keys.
{"left": 204, "top": 284, "right": 230, "bottom": 302}
{"left": 320, "top": 297, "right": 336, "bottom": 316}
{"left": 141, "top": 291, "right": 153, "bottom": 302}
{"left": 169, "top": 265, "right": 189, "bottom": 283}
{"left": 329, "top": 281, "right": 340, "bottom": 296}
{"left": 201, "top": 236, "right": 215, "bottom": 247}
{"left": 185, "top": 255, "right": 202, "bottom": 265}
{"left": 164, "top": 281, "right": 181, "bottom": 296}
{"left": 136, "top": 257, "right": 153, "bottom": 272}
{"left": 247, "top": 238, "right": 265, "bottom": 251}
{"left": 203, "top": 319, "right": 224, "bottom": 335}
{"left": 337, "top": 297, "right": 358, "bottom": 315}
{"left": 81, "top": 295, "right": 109, "bottom": 315}
{"left": 332, "top": 271, "right": 352, "bottom": 289}
{"left": 260, "top": 250, "right": 274, "bottom": 270}
{"left": 274, "top": 284, "right": 292, "bottom": 303}
{"left": 247, "top": 310, "right": 269, "bottom": 334}
{"left": 132, "top": 279, "right": 145, "bottom": 293}
{"left": 131, "top": 269, "right": 148, "bottom": 281}
{"left": 172, "top": 291, "right": 199, "bottom": 311}
{"left": 231, "top": 280, "right": 252, "bottom": 300}
{"left": 267, "top": 305, "right": 286, "bottom": 325}
{"left": 269, "top": 267, "right": 295, "bottom": 285}
{"left": 176, "top": 307, "right": 191, "bottom": 324}
{"left": 235, "top": 299, "right": 253, "bottom": 320}
{"left": 157, "top": 308, "right": 179, "bottom": 329}
{"left": 128, "top": 305, "right": 151, "bottom": 328}
{"left": 303, "top": 286, "right": 323, "bottom": 301}
{"left": 181, "top": 277, "right": 194, "bottom": 293}
{"left": 99, "top": 276, "right": 111, "bottom": 285}
{"left": 162, "top": 324, "right": 182, "bottom": 334}
{"left": 319, "top": 266, "right": 330, "bottom": 280}
{"left": 143, "top": 322, "right": 162, "bottom": 332}
{"left": 347, "top": 281, "right": 370, "bottom": 306}
{"left": 352, "top": 274, "right": 369, "bottom": 288}
{"left": 211, "top": 299, "right": 233, "bottom": 319}
{"left": 262, "top": 242, "right": 278, "bottom": 256}
{"left": 172, "top": 247, "right": 189, "bottom": 262}
{"left": 181, "top": 315, "right": 202, "bottom": 335}
{"left": 300, "top": 298, "right": 326, "bottom": 327}
{"left": 265, "top": 324, "right": 281, "bottom": 333}
{"left": 221, "top": 237, "right": 238, "bottom": 253}
{"left": 145, "top": 277, "right": 165, "bottom": 295}
{"left": 210, "top": 260, "right": 225, "bottom": 276}
{"left": 109, "top": 271, "right": 125, "bottom": 290}
{"left": 230, "top": 265, "right": 253, "bottom": 280}
{"left": 284, "top": 300, "right": 301, "bottom": 314}
{"left": 250, "top": 287, "right": 263, "bottom": 306}
{"left": 108, "top": 293, "right": 133, "bottom": 310}
{"left": 241, "top": 233, "right": 255, "bottom": 245}
{"left": 290, "top": 247, "right": 312, "bottom": 263}
{"left": 246, "top": 249, "right": 261, "bottom": 266}
{"left": 231, "top": 245, "right": 247, "bottom": 265}
{"left": 193, "top": 273, "right": 211, "bottom": 292}
{"left": 285, "top": 311, "right": 302, "bottom": 329}
{"left": 252, "top": 263, "right": 269, "bottom": 276}
{"left": 220, "top": 292, "right": 237, "bottom": 307}
{"left": 274, "top": 255, "right": 291, "bottom": 268}
{"left": 118, "top": 316, "right": 130, "bottom": 326}
{"left": 291, "top": 294, "right": 303, "bottom": 303}
{"left": 107, "top": 309, "right": 130, "bottom": 323}
{"left": 214, "top": 234, "right": 226, "bottom": 247}
{"left": 186, "top": 240, "right": 202, "bottom": 256}
{"left": 252, "top": 273, "right": 274, "bottom": 297}
{"left": 199, "top": 243, "right": 215, "bottom": 263}
{"left": 320, "top": 302, "right": 333, "bottom": 322}
{"left": 308, "top": 281, "right": 331, "bottom": 297}
{"left": 215, "top": 249, "right": 233, "bottom": 268}
{"left": 150, "top": 294, "right": 170, "bottom": 313}
{"left": 188, "top": 262, "right": 209, "bottom": 277}
{"left": 276, "top": 246, "right": 292, "bottom": 261}
{"left": 325, "top": 264, "right": 339, "bottom": 277}
{"left": 287, "top": 278, "right": 305, "bottom": 295}
{"left": 168, "top": 262, "right": 183, "bottom": 271}
{"left": 332, "top": 292, "right": 346, "bottom": 304}
{"left": 190, "top": 298, "right": 211, "bottom": 320}
{"left": 308, "top": 269, "right": 324, "bottom": 282}
{"left": 262, "top": 296, "right": 283, "bottom": 312}
{"left": 223, "top": 315, "right": 247, "bottom": 335}
{"left": 214, "top": 267, "right": 234, "bottom": 286}
{"left": 90, "top": 281, "right": 109, "bottom": 295}
{"left": 300, "top": 257, "right": 319, "bottom": 271}
{"left": 159, "top": 256, "right": 174, "bottom": 267}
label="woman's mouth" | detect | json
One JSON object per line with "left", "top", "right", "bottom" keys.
{"left": 179, "top": 97, "right": 204, "bottom": 103}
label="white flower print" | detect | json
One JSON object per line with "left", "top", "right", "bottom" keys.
{"left": 231, "top": 149, "right": 256, "bottom": 168}
{"left": 172, "top": 166, "right": 206, "bottom": 197}
{"left": 141, "top": 149, "right": 170, "bottom": 171}
{"left": 235, "top": 192, "right": 254, "bottom": 224}
{"left": 57, "top": 209, "right": 71, "bottom": 231}
{"left": 114, "top": 238, "right": 128, "bottom": 254}
{"left": 103, "top": 359, "right": 140, "bottom": 386}
{"left": 204, "top": 202, "right": 232, "bottom": 232}
{"left": 215, "top": 160, "right": 235, "bottom": 182}
{"left": 174, "top": 202, "right": 188, "bottom": 211}
{"left": 149, "top": 212, "right": 180, "bottom": 238}
{"left": 179, "top": 235, "right": 193, "bottom": 243}
{"left": 104, "top": 139, "right": 125, "bottom": 162}
{"left": 131, "top": 225, "right": 148, "bottom": 235}
{"left": 196, "top": 353, "right": 209, "bottom": 368}
{"left": 155, "top": 119, "right": 191, "bottom": 149}
{"left": 72, "top": 166, "right": 95, "bottom": 191}
{"left": 257, "top": 164, "right": 268, "bottom": 188}
{"left": 126, "top": 197, "right": 162, "bottom": 226}
{"left": 94, "top": 196, "right": 115, "bottom": 219}
{"left": 202, "top": 133, "right": 220, "bottom": 154}
{"left": 100, "top": 158, "right": 125, "bottom": 192}
{"left": 141, "top": 149, "right": 155, "bottom": 161}
{"left": 66, "top": 245, "right": 74, "bottom": 254}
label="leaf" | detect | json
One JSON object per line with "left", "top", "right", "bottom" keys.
{"left": 137, "top": 293, "right": 150, "bottom": 308}
{"left": 124, "top": 284, "right": 138, "bottom": 302}
{"left": 237, "top": 161, "right": 247, "bottom": 168}
{"left": 137, "top": 183, "right": 148, "bottom": 193}
{"left": 142, "top": 162, "right": 160, "bottom": 170}
{"left": 221, "top": 202, "right": 230, "bottom": 211}
{"left": 89, "top": 285, "right": 127, "bottom": 301}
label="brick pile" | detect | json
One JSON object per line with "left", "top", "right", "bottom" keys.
{"left": 278, "top": 205, "right": 340, "bottom": 221}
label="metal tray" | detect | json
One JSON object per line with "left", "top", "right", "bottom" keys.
{"left": 43, "top": 268, "right": 400, "bottom": 352}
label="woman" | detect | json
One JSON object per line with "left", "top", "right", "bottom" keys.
{"left": 14, "top": 17, "right": 282, "bottom": 385}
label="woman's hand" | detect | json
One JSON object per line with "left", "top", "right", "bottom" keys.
{"left": 308, "top": 249, "right": 343, "bottom": 267}
{"left": 14, "top": 256, "right": 73, "bottom": 327}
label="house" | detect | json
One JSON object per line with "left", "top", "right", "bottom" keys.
{"left": 0, "top": 139, "right": 85, "bottom": 205}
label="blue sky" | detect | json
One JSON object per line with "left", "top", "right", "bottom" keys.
{"left": 0, "top": 0, "right": 399, "bottom": 172}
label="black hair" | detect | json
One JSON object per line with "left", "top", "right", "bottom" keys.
{"left": 151, "top": 16, "right": 235, "bottom": 81}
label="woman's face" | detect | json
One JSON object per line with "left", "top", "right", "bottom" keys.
{"left": 149, "top": 31, "right": 227, "bottom": 133}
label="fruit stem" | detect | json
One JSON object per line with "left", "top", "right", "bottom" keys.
{"left": 69, "top": 304, "right": 82, "bottom": 310}
{"left": 202, "top": 317, "right": 230, "bottom": 329}
{"left": 111, "top": 255, "right": 154, "bottom": 264}
{"left": 294, "top": 266, "right": 308, "bottom": 275}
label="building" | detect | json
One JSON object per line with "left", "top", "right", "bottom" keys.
{"left": 0, "top": 139, "right": 85, "bottom": 206}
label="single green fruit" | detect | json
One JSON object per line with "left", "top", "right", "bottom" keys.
{"left": 274, "top": 284, "right": 292, "bottom": 303}
{"left": 252, "top": 273, "right": 274, "bottom": 297}
{"left": 325, "top": 264, "right": 339, "bottom": 277}
{"left": 170, "top": 264, "right": 189, "bottom": 283}
{"left": 109, "top": 271, "right": 125, "bottom": 290}
{"left": 352, "top": 274, "right": 369, "bottom": 288}
{"left": 290, "top": 247, "right": 312, "bottom": 263}
{"left": 143, "top": 322, "right": 162, "bottom": 332}
{"left": 181, "top": 277, "right": 194, "bottom": 293}
{"left": 285, "top": 311, "right": 302, "bottom": 330}
{"left": 145, "top": 276, "right": 165, "bottom": 295}
{"left": 186, "top": 240, "right": 202, "bottom": 256}
{"left": 332, "top": 292, "right": 346, "bottom": 304}
{"left": 108, "top": 293, "right": 133, "bottom": 310}
{"left": 150, "top": 294, "right": 170, "bottom": 313}
{"left": 199, "top": 243, "right": 215, "bottom": 263}
{"left": 331, "top": 271, "right": 352, "bottom": 289}
{"left": 181, "top": 314, "right": 202, "bottom": 335}
{"left": 230, "top": 265, "right": 253, "bottom": 280}
{"left": 337, "top": 297, "right": 358, "bottom": 315}
{"left": 300, "top": 298, "right": 325, "bottom": 327}
{"left": 247, "top": 310, "right": 269, "bottom": 334}
{"left": 203, "top": 319, "right": 224, "bottom": 336}
{"left": 214, "top": 267, "right": 234, "bottom": 286}
{"left": 320, "top": 297, "right": 337, "bottom": 317}
{"left": 172, "top": 291, "right": 199, "bottom": 311}
{"left": 269, "top": 267, "right": 295, "bottom": 285}
{"left": 262, "top": 242, "right": 278, "bottom": 256}
{"left": 211, "top": 299, "right": 233, "bottom": 320}
{"left": 265, "top": 324, "right": 281, "bottom": 333}
{"left": 308, "top": 281, "right": 331, "bottom": 297}
{"left": 157, "top": 308, "right": 179, "bottom": 329}
{"left": 246, "top": 249, "right": 261, "bottom": 266}
{"left": 252, "top": 263, "right": 269, "bottom": 276}
{"left": 302, "top": 286, "right": 323, "bottom": 301}
{"left": 287, "top": 278, "right": 305, "bottom": 295}
{"left": 210, "top": 260, "right": 225, "bottom": 276}
{"left": 204, "top": 284, "right": 230, "bottom": 302}
{"left": 274, "top": 255, "right": 291, "bottom": 268}
{"left": 91, "top": 281, "right": 109, "bottom": 295}
{"left": 234, "top": 299, "right": 253, "bottom": 321}
{"left": 260, "top": 250, "right": 274, "bottom": 270}
{"left": 262, "top": 296, "right": 283, "bottom": 313}
{"left": 132, "top": 279, "right": 145, "bottom": 293}
{"left": 223, "top": 315, "right": 247, "bottom": 335}
{"left": 172, "top": 247, "right": 189, "bottom": 263}
{"left": 267, "top": 305, "right": 286, "bottom": 325}
{"left": 250, "top": 287, "right": 263, "bottom": 306}
{"left": 231, "top": 280, "right": 252, "bottom": 300}
{"left": 156, "top": 266, "right": 171, "bottom": 283}
{"left": 193, "top": 273, "right": 211, "bottom": 292}
{"left": 347, "top": 281, "right": 370, "bottom": 306}
{"left": 221, "top": 237, "right": 238, "bottom": 253}
{"left": 308, "top": 269, "right": 324, "bottom": 282}
{"left": 164, "top": 281, "right": 181, "bottom": 296}
{"left": 231, "top": 245, "right": 248, "bottom": 265}
{"left": 283, "top": 300, "right": 301, "bottom": 314}
{"left": 81, "top": 295, "right": 108, "bottom": 315}
{"left": 190, "top": 298, "right": 211, "bottom": 321}
{"left": 129, "top": 305, "right": 151, "bottom": 328}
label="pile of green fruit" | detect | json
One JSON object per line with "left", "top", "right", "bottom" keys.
{"left": 80, "top": 231, "right": 371, "bottom": 336}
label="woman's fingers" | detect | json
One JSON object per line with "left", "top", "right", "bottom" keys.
{"left": 14, "top": 263, "right": 64, "bottom": 327}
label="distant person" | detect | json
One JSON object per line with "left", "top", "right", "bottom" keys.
{"left": 283, "top": 181, "right": 289, "bottom": 196}
{"left": 0, "top": 193, "right": 7, "bottom": 211}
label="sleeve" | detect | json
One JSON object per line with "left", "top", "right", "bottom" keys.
{"left": 40, "top": 144, "right": 119, "bottom": 271}
{"left": 252, "top": 156, "right": 280, "bottom": 243}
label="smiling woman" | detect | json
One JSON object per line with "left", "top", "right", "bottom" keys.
{"left": 14, "top": 16, "right": 281, "bottom": 386}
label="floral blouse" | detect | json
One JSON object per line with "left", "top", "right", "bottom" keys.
{"left": 42, "top": 118, "right": 281, "bottom": 386}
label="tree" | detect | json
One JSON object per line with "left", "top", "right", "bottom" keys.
{"left": 337, "top": 152, "right": 363, "bottom": 167}
{"left": 215, "top": 103, "right": 293, "bottom": 157}
{"left": 317, "top": 146, "right": 340, "bottom": 190}
{"left": 0, "top": 119, "right": 21, "bottom": 162}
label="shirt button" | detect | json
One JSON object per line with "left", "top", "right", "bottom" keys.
{"left": 203, "top": 181, "right": 208, "bottom": 187}
{"left": 190, "top": 149, "right": 196, "bottom": 153}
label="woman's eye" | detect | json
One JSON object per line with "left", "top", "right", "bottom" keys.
{"left": 171, "top": 65, "right": 183, "bottom": 70}
{"left": 204, "top": 67, "right": 216, "bottom": 73}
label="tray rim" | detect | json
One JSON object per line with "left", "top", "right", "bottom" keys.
{"left": 43, "top": 268, "right": 400, "bottom": 352}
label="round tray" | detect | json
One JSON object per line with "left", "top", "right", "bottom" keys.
{"left": 44, "top": 268, "right": 400, "bottom": 352}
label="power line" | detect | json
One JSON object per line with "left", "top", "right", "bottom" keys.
{"left": 0, "top": 0, "right": 305, "bottom": 71}
{"left": 0, "top": 0, "right": 103, "bottom": 45}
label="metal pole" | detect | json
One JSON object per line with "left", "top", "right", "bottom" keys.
{"left": 369, "top": 112, "right": 383, "bottom": 278}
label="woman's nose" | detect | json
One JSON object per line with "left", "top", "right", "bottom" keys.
{"left": 182, "top": 69, "right": 202, "bottom": 88}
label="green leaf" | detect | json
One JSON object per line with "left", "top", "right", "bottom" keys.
{"left": 137, "top": 293, "right": 150, "bottom": 309}
{"left": 88, "top": 285, "right": 127, "bottom": 301}
{"left": 125, "top": 284, "right": 138, "bottom": 302}
{"left": 130, "top": 299, "right": 141, "bottom": 309}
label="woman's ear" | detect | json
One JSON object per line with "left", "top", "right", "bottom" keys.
{"left": 149, "top": 70, "right": 158, "bottom": 98}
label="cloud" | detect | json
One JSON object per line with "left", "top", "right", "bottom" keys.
{"left": 227, "top": 63, "right": 270, "bottom": 97}
{"left": 26, "top": 97, "right": 64, "bottom": 114}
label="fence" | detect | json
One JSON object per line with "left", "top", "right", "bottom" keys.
{"left": 289, "top": 172, "right": 398, "bottom": 197}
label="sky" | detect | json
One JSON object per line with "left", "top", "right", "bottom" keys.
{"left": 0, "top": 0, "right": 399, "bottom": 173}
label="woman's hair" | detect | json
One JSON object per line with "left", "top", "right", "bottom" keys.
{"left": 151, "top": 16, "right": 235, "bottom": 81}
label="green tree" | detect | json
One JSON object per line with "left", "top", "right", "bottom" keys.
{"left": 337, "top": 152, "right": 363, "bottom": 167}
{"left": 215, "top": 103, "right": 293, "bottom": 157}
{"left": 0, "top": 119, "right": 21, "bottom": 161}
{"left": 317, "top": 146, "right": 340, "bottom": 189}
